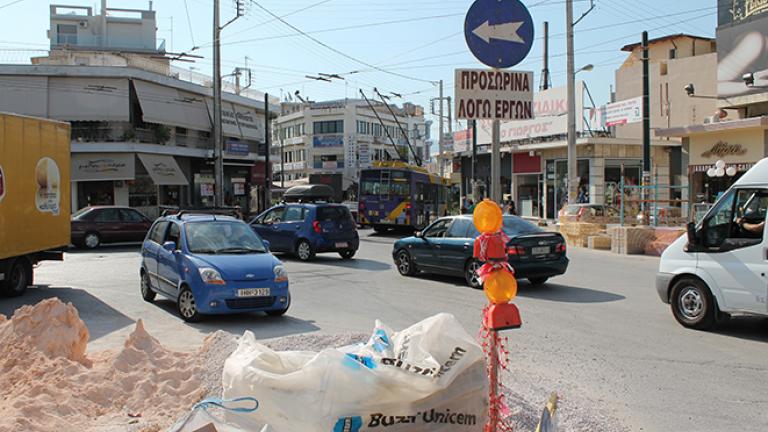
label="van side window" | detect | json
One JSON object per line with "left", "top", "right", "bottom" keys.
{"left": 704, "top": 190, "right": 735, "bottom": 248}
{"left": 733, "top": 189, "right": 768, "bottom": 240}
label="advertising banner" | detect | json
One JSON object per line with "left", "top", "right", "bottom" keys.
{"left": 358, "top": 142, "right": 371, "bottom": 168}
{"left": 717, "top": 13, "right": 768, "bottom": 99}
{"left": 453, "top": 129, "right": 473, "bottom": 153}
{"left": 475, "top": 83, "right": 584, "bottom": 144}
{"left": 345, "top": 134, "right": 357, "bottom": 173}
{"left": 604, "top": 97, "right": 643, "bottom": 127}
{"left": 226, "top": 140, "right": 250, "bottom": 156}
{"left": 719, "top": 0, "right": 768, "bottom": 26}
{"left": 455, "top": 69, "right": 534, "bottom": 120}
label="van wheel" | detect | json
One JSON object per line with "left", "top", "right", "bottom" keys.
{"left": 671, "top": 278, "right": 716, "bottom": 330}
{"left": 1, "top": 259, "right": 31, "bottom": 297}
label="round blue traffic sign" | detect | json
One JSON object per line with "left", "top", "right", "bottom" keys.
{"left": 464, "top": 0, "right": 535, "bottom": 69}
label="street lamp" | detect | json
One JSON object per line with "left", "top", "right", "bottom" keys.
{"left": 577, "top": 64, "right": 594, "bottom": 73}
{"left": 706, "top": 160, "right": 737, "bottom": 178}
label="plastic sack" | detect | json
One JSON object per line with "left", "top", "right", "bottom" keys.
{"left": 167, "top": 397, "right": 272, "bottom": 432}
{"left": 222, "top": 313, "right": 487, "bottom": 432}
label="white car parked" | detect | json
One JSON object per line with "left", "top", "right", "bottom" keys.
{"left": 657, "top": 158, "right": 768, "bottom": 329}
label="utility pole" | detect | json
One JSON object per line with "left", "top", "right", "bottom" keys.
{"left": 566, "top": 0, "right": 577, "bottom": 205}
{"left": 438, "top": 80, "right": 444, "bottom": 177}
{"left": 213, "top": 0, "right": 244, "bottom": 208}
{"left": 541, "top": 21, "right": 550, "bottom": 91}
{"left": 471, "top": 119, "right": 477, "bottom": 200}
{"left": 213, "top": 0, "right": 224, "bottom": 207}
{"left": 265, "top": 93, "right": 271, "bottom": 209}
{"left": 642, "top": 31, "right": 651, "bottom": 221}
{"left": 491, "top": 120, "right": 501, "bottom": 203}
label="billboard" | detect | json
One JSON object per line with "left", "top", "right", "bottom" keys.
{"left": 475, "top": 82, "right": 584, "bottom": 145}
{"left": 717, "top": 13, "right": 768, "bottom": 99}
{"left": 719, "top": 0, "right": 768, "bottom": 26}
{"left": 313, "top": 135, "right": 344, "bottom": 148}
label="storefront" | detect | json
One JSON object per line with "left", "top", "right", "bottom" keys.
{"left": 512, "top": 152, "right": 542, "bottom": 217}
{"left": 657, "top": 117, "right": 768, "bottom": 205}
{"left": 71, "top": 152, "right": 191, "bottom": 217}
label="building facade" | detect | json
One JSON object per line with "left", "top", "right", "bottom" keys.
{"left": 273, "top": 99, "right": 430, "bottom": 201}
{"left": 0, "top": 2, "right": 276, "bottom": 217}
{"left": 657, "top": 4, "right": 768, "bottom": 205}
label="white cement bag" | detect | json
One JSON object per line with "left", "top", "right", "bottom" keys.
{"left": 222, "top": 313, "right": 487, "bottom": 432}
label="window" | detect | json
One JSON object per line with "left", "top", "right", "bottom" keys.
{"left": 94, "top": 209, "right": 120, "bottom": 222}
{"left": 313, "top": 120, "right": 344, "bottom": 134}
{"left": 733, "top": 189, "right": 768, "bottom": 240}
{"left": 57, "top": 24, "right": 77, "bottom": 45}
{"left": 284, "top": 206, "right": 306, "bottom": 222}
{"left": 149, "top": 221, "right": 169, "bottom": 244}
{"left": 120, "top": 209, "right": 145, "bottom": 223}
{"left": 317, "top": 206, "right": 351, "bottom": 221}
{"left": 447, "top": 218, "right": 472, "bottom": 238}
{"left": 424, "top": 219, "right": 450, "bottom": 239}
{"left": 175, "top": 127, "right": 188, "bottom": 135}
{"left": 166, "top": 223, "right": 181, "bottom": 248}
{"left": 263, "top": 207, "right": 285, "bottom": 223}
{"left": 703, "top": 190, "right": 736, "bottom": 248}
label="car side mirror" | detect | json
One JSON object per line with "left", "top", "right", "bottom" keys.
{"left": 162, "top": 241, "right": 176, "bottom": 252}
{"left": 686, "top": 222, "right": 698, "bottom": 246}
{"left": 262, "top": 239, "right": 271, "bottom": 251}
{"left": 415, "top": 231, "right": 423, "bottom": 238}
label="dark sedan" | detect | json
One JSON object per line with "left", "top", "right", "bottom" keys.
{"left": 392, "top": 215, "right": 569, "bottom": 288}
{"left": 71, "top": 206, "right": 153, "bottom": 249}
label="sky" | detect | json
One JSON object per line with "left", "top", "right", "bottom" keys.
{"left": 0, "top": 0, "right": 719, "bottom": 143}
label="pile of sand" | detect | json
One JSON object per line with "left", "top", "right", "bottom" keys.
{"left": 0, "top": 299, "right": 208, "bottom": 432}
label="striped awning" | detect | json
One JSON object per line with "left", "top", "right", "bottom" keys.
{"left": 689, "top": 163, "right": 755, "bottom": 173}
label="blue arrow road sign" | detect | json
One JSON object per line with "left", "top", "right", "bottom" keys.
{"left": 464, "top": 0, "right": 535, "bottom": 69}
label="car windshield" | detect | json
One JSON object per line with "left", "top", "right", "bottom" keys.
{"left": 468, "top": 216, "right": 541, "bottom": 237}
{"left": 185, "top": 221, "right": 267, "bottom": 254}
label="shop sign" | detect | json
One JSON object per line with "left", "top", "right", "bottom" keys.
{"left": 313, "top": 135, "right": 344, "bottom": 148}
{"left": 701, "top": 141, "right": 749, "bottom": 158}
{"left": 0, "top": 165, "right": 5, "bottom": 204}
{"left": 453, "top": 129, "right": 473, "bottom": 153}
{"left": 359, "top": 142, "right": 372, "bottom": 168}
{"left": 233, "top": 182, "right": 246, "bottom": 196}
{"left": 345, "top": 135, "right": 357, "bottom": 171}
{"left": 455, "top": 69, "right": 534, "bottom": 120}
{"left": 442, "top": 133, "right": 455, "bottom": 152}
{"left": 72, "top": 153, "right": 135, "bottom": 181}
{"left": 720, "top": 0, "right": 768, "bottom": 26}
{"left": 226, "top": 140, "right": 250, "bottom": 156}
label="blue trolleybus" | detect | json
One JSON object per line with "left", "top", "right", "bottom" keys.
{"left": 358, "top": 162, "right": 450, "bottom": 232}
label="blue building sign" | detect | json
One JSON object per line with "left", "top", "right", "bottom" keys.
{"left": 313, "top": 135, "right": 344, "bottom": 148}
{"left": 225, "top": 139, "right": 250, "bottom": 156}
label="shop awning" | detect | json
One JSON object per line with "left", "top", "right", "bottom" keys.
{"left": 71, "top": 153, "right": 135, "bottom": 182}
{"left": 205, "top": 99, "right": 264, "bottom": 141}
{"left": 137, "top": 153, "right": 189, "bottom": 186}
{"left": 49, "top": 77, "right": 130, "bottom": 121}
{"left": 134, "top": 80, "right": 211, "bottom": 131}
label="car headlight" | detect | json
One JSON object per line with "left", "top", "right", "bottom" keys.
{"left": 274, "top": 265, "right": 288, "bottom": 283}
{"left": 199, "top": 267, "right": 225, "bottom": 285}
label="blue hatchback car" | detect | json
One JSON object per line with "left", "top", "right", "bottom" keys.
{"left": 140, "top": 213, "right": 290, "bottom": 322}
{"left": 250, "top": 203, "right": 359, "bottom": 261}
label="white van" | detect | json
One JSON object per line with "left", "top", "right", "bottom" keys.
{"left": 657, "top": 158, "right": 768, "bottom": 329}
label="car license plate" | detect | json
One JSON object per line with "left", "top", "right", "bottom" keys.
{"left": 335, "top": 242, "right": 348, "bottom": 248}
{"left": 532, "top": 246, "right": 550, "bottom": 255}
{"left": 237, "top": 288, "right": 271, "bottom": 298}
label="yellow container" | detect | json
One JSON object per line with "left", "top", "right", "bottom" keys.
{"left": 0, "top": 113, "right": 71, "bottom": 260}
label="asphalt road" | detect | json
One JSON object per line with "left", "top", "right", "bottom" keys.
{"left": 3, "top": 229, "right": 767, "bottom": 431}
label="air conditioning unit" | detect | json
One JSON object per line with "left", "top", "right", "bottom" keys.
{"left": 79, "top": 21, "right": 88, "bottom": 29}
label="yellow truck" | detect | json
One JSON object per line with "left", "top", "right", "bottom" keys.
{"left": 0, "top": 113, "right": 71, "bottom": 296}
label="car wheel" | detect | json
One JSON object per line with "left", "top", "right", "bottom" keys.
{"left": 339, "top": 249, "right": 356, "bottom": 260}
{"left": 671, "top": 277, "right": 716, "bottom": 330}
{"left": 266, "top": 296, "right": 290, "bottom": 317}
{"left": 528, "top": 277, "right": 549, "bottom": 286}
{"left": 296, "top": 240, "right": 315, "bottom": 261}
{"left": 177, "top": 287, "right": 201, "bottom": 323}
{"left": 396, "top": 250, "right": 417, "bottom": 276}
{"left": 84, "top": 232, "right": 101, "bottom": 249}
{"left": 465, "top": 260, "right": 482, "bottom": 289}
{"left": 1, "top": 259, "right": 30, "bottom": 297}
{"left": 140, "top": 271, "right": 156, "bottom": 302}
